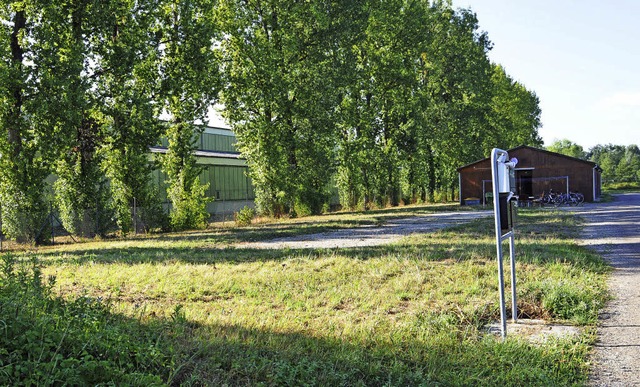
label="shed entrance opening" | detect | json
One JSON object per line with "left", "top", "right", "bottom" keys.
{"left": 516, "top": 169, "right": 533, "bottom": 199}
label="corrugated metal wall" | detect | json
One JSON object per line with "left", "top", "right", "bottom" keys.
{"left": 199, "top": 165, "right": 254, "bottom": 201}
{"left": 200, "top": 133, "right": 236, "bottom": 153}
{"left": 159, "top": 131, "right": 237, "bottom": 153}
{"left": 152, "top": 127, "right": 255, "bottom": 212}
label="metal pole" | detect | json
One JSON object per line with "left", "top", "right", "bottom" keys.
{"left": 491, "top": 148, "right": 507, "bottom": 339}
{"left": 133, "top": 197, "right": 137, "bottom": 235}
{"left": 509, "top": 231, "right": 517, "bottom": 322}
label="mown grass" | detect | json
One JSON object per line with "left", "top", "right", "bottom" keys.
{"left": 1, "top": 206, "right": 609, "bottom": 385}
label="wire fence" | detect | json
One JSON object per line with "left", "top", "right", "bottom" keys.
{"left": 0, "top": 194, "right": 256, "bottom": 249}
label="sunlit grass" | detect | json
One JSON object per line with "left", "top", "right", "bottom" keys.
{"left": 5, "top": 206, "right": 609, "bottom": 385}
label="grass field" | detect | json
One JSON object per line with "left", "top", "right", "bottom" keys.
{"left": 1, "top": 204, "right": 609, "bottom": 385}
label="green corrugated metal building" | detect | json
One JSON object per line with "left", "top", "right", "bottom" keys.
{"left": 150, "top": 125, "right": 255, "bottom": 216}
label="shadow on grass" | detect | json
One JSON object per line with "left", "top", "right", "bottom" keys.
{"left": 170, "top": 320, "right": 588, "bottom": 386}
{"left": 334, "top": 202, "right": 483, "bottom": 216}
{"left": 8, "top": 210, "right": 601, "bottom": 385}
{"left": 109, "top": 219, "right": 383, "bottom": 246}
{"left": 2, "top": 281, "right": 588, "bottom": 386}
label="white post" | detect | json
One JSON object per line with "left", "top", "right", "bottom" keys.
{"left": 458, "top": 172, "right": 463, "bottom": 205}
{"left": 490, "top": 148, "right": 518, "bottom": 339}
{"left": 491, "top": 148, "right": 508, "bottom": 339}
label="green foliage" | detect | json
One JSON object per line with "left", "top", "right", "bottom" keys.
{"left": 0, "top": 254, "right": 171, "bottom": 385}
{"left": 94, "top": 0, "right": 164, "bottom": 235}
{"left": 546, "top": 139, "right": 586, "bottom": 159}
{"left": 54, "top": 157, "right": 114, "bottom": 238}
{"left": 604, "top": 181, "right": 640, "bottom": 192}
{"left": 488, "top": 65, "right": 544, "bottom": 149}
{"left": 157, "top": 0, "right": 220, "bottom": 231}
{"left": 0, "top": 3, "right": 52, "bottom": 243}
{"left": 0, "top": 0, "right": 549, "bottom": 240}
{"left": 0, "top": 174, "right": 49, "bottom": 243}
{"left": 219, "top": 0, "right": 348, "bottom": 216}
{"left": 234, "top": 205, "right": 255, "bottom": 227}
{"left": 220, "top": 1, "right": 543, "bottom": 214}
{"left": 589, "top": 144, "right": 640, "bottom": 184}
{"left": 166, "top": 168, "right": 211, "bottom": 231}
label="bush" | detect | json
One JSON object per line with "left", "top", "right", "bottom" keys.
{"left": 169, "top": 181, "right": 211, "bottom": 231}
{"left": 0, "top": 254, "right": 171, "bottom": 385}
{"left": 235, "top": 206, "right": 256, "bottom": 226}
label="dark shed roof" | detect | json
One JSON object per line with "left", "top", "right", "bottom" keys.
{"left": 457, "top": 145, "right": 598, "bottom": 172}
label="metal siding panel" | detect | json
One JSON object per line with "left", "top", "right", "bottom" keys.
{"left": 224, "top": 168, "right": 231, "bottom": 200}
{"left": 233, "top": 168, "right": 243, "bottom": 200}
{"left": 208, "top": 167, "right": 215, "bottom": 197}
{"left": 214, "top": 166, "right": 222, "bottom": 199}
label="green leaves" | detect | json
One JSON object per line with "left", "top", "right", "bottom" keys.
{"left": 219, "top": 0, "right": 544, "bottom": 214}
{"left": 219, "top": 0, "right": 343, "bottom": 216}
{"left": 589, "top": 144, "right": 640, "bottom": 184}
{"left": 0, "top": 0, "right": 548, "bottom": 241}
{"left": 157, "top": 0, "right": 220, "bottom": 231}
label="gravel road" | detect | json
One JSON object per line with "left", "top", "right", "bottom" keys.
{"left": 241, "top": 210, "right": 492, "bottom": 249}
{"left": 570, "top": 193, "right": 640, "bottom": 386}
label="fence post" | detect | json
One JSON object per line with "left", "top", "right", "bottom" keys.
{"left": 50, "top": 202, "right": 55, "bottom": 245}
{"left": 95, "top": 196, "right": 99, "bottom": 237}
{"left": 133, "top": 197, "right": 137, "bottom": 235}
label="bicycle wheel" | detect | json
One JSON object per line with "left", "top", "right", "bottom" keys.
{"left": 553, "top": 195, "right": 563, "bottom": 206}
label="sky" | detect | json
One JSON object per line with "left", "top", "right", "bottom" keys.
{"left": 451, "top": 0, "right": 640, "bottom": 150}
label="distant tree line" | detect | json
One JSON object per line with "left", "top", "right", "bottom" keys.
{"left": 0, "top": 0, "right": 542, "bottom": 243}
{"left": 547, "top": 139, "right": 640, "bottom": 185}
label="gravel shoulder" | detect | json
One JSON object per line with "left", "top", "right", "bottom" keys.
{"left": 568, "top": 193, "right": 640, "bottom": 386}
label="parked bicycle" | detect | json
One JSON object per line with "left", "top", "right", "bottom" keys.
{"left": 541, "top": 189, "right": 560, "bottom": 205}
{"left": 540, "top": 190, "right": 584, "bottom": 206}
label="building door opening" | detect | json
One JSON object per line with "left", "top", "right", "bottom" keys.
{"left": 516, "top": 169, "right": 533, "bottom": 199}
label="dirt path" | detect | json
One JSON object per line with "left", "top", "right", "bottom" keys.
{"left": 570, "top": 193, "right": 640, "bottom": 386}
{"left": 241, "top": 210, "right": 492, "bottom": 249}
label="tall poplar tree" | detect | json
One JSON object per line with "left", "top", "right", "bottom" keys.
{"left": 219, "top": 0, "right": 352, "bottom": 216}
{"left": 158, "top": 0, "right": 219, "bottom": 230}
{"left": 487, "top": 64, "right": 542, "bottom": 150}
{"left": 35, "top": 0, "right": 113, "bottom": 237}
{"left": 93, "top": 0, "right": 164, "bottom": 235}
{"left": 0, "top": 1, "right": 52, "bottom": 242}
{"left": 336, "top": 0, "right": 431, "bottom": 208}
{"left": 422, "top": 5, "right": 493, "bottom": 200}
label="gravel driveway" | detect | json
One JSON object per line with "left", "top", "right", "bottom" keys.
{"left": 569, "top": 193, "right": 640, "bottom": 386}
{"left": 241, "top": 210, "right": 492, "bottom": 249}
